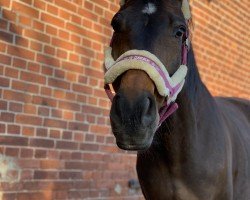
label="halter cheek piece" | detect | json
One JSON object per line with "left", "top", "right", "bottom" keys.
{"left": 104, "top": 1, "right": 190, "bottom": 128}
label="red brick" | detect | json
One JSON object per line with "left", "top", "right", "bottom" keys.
{"left": 0, "top": 100, "right": 7, "bottom": 110}
{"left": 24, "top": 29, "right": 49, "bottom": 43}
{"left": 37, "top": 107, "right": 49, "bottom": 117}
{"left": 8, "top": 45, "right": 35, "bottom": 61}
{"left": 51, "top": 109, "right": 62, "bottom": 118}
{"left": 7, "top": 124, "right": 21, "bottom": 135}
{"left": 58, "top": 101, "right": 80, "bottom": 111}
{"left": 33, "top": 0, "right": 46, "bottom": 10}
{"left": 0, "top": 77, "right": 9, "bottom": 87}
{"left": 0, "top": 136, "right": 28, "bottom": 146}
{"left": 36, "top": 53, "right": 60, "bottom": 67}
{"left": 47, "top": 4, "right": 58, "bottom": 15}
{"left": 13, "top": 57, "right": 27, "bottom": 69}
{"left": 59, "top": 171, "right": 82, "bottom": 179}
{"left": 61, "top": 61, "right": 83, "bottom": 73}
{"left": 41, "top": 65, "right": 53, "bottom": 76}
{"left": 5, "top": 67, "right": 19, "bottom": 78}
{"left": 80, "top": 143, "right": 99, "bottom": 151}
{"left": 12, "top": 80, "right": 39, "bottom": 94}
{"left": 44, "top": 45, "right": 55, "bottom": 55}
{"left": 46, "top": 25, "right": 57, "bottom": 35}
{"left": 0, "top": 19, "right": 8, "bottom": 30}
{"left": 59, "top": 151, "right": 71, "bottom": 160}
{"left": 56, "top": 49, "right": 67, "bottom": 59}
{"left": 34, "top": 171, "right": 57, "bottom": 180}
{"left": 72, "top": 84, "right": 93, "bottom": 95}
{"left": 35, "top": 149, "right": 47, "bottom": 158}
{"left": 20, "top": 71, "right": 46, "bottom": 84}
{"left": 30, "top": 41, "right": 42, "bottom": 51}
{"left": 71, "top": 152, "right": 82, "bottom": 160}
{"left": 44, "top": 119, "right": 67, "bottom": 129}
{"left": 5, "top": 147, "right": 19, "bottom": 156}
{"left": 58, "top": 30, "right": 69, "bottom": 40}
{"left": 62, "top": 111, "right": 74, "bottom": 120}
{"left": 22, "top": 126, "right": 34, "bottom": 136}
{"left": 32, "top": 96, "right": 57, "bottom": 107}
{"left": 0, "top": 31, "right": 13, "bottom": 43}
{"left": 48, "top": 78, "right": 70, "bottom": 90}
{"left": 20, "top": 148, "right": 33, "bottom": 158}
{"left": 74, "top": 132, "right": 84, "bottom": 142}
{"left": 0, "top": 54, "right": 11, "bottom": 65}
{"left": 40, "top": 87, "right": 52, "bottom": 96}
{"left": 40, "top": 160, "right": 62, "bottom": 169}
{"left": 16, "top": 114, "right": 42, "bottom": 126}
{"left": 68, "top": 122, "right": 89, "bottom": 131}
{"left": 30, "top": 138, "right": 54, "bottom": 148}
{"left": 47, "top": 150, "right": 60, "bottom": 159}
{"left": 27, "top": 62, "right": 40, "bottom": 73}
{"left": 0, "top": 112, "right": 15, "bottom": 122}
{"left": 2, "top": 9, "right": 16, "bottom": 22}
{"left": 2, "top": 193, "right": 17, "bottom": 200}
{"left": 12, "top": 1, "right": 39, "bottom": 18}
{"left": 36, "top": 128, "right": 48, "bottom": 137}
{"left": 62, "top": 131, "right": 72, "bottom": 140}
{"left": 4, "top": 90, "right": 32, "bottom": 103}
{"left": 19, "top": 15, "right": 32, "bottom": 26}
{"left": 68, "top": 191, "right": 89, "bottom": 199}
{"left": 41, "top": 13, "right": 65, "bottom": 27}
{"left": 51, "top": 37, "right": 73, "bottom": 51}
{"left": 85, "top": 134, "right": 95, "bottom": 142}
{"left": 15, "top": 36, "right": 29, "bottom": 48}
{"left": 56, "top": 141, "right": 78, "bottom": 150}
{"left": 54, "top": 0, "right": 77, "bottom": 12}
{"left": 85, "top": 1, "right": 93, "bottom": 10}
{"left": 20, "top": 170, "right": 33, "bottom": 180}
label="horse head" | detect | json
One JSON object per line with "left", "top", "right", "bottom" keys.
{"left": 104, "top": 0, "right": 191, "bottom": 150}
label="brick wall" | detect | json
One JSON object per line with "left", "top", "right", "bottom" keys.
{"left": 0, "top": 0, "right": 249, "bottom": 200}
{"left": 190, "top": 0, "right": 250, "bottom": 99}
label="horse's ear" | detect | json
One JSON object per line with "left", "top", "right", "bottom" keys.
{"left": 181, "top": 0, "right": 191, "bottom": 20}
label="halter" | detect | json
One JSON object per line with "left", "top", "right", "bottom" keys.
{"left": 104, "top": 1, "right": 190, "bottom": 128}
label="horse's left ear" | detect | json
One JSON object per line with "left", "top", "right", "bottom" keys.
{"left": 181, "top": 0, "right": 191, "bottom": 20}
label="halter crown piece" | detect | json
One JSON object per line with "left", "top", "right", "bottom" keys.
{"left": 104, "top": 0, "right": 191, "bottom": 128}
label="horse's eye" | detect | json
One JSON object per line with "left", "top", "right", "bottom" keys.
{"left": 175, "top": 26, "right": 186, "bottom": 38}
{"left": 111, "top": 13, "right": 123, "bottom": 32}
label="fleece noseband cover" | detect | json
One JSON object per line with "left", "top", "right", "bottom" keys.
{"left": 104, "top": 47, "right": 188, "bottom": 105}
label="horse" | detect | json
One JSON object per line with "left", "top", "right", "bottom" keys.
{"left": 103, "top": 0, "right": 250, "bottom": 199}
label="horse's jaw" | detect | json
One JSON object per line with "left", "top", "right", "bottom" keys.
{"left": 116, "top": 141, "right": 152, "bottom": 151}
{"left": 111, "top": 124, "right": 156, "bottom": 151}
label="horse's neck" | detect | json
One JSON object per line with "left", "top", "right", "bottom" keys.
{"left": 154, "top": 47, "right": 219, "bottom": 162}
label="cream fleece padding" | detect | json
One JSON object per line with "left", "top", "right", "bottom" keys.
{"left": 181, "top": 0, "right": 191, "bottom": 20}
{"left": 104, "top": 47, "right": 114, "bottom": 71}
{"left": 104, "top": 47, "right": 187, "bottom": 103}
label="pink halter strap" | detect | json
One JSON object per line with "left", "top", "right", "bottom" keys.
{"left": 104, "top": 29, "right": 189, "bottom": 129}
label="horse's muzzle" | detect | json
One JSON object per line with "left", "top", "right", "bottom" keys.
{"left": 110, "top": 91, "right": 158, "bottom": 150}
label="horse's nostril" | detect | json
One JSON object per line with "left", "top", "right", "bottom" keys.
{"left": 141, "top": 96, "right": 155, "bottom": 126}
{"left": 113, "top": 93, "right": 121, "bottom": 116}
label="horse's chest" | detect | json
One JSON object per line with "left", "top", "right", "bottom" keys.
{"left": 173, "top": 180, "right": 199, "bottom": 200}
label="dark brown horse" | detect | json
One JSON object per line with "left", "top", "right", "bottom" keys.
{"left": 105, "top": 0, "right": 250, "bottom": 199}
